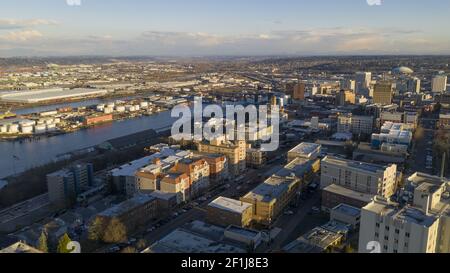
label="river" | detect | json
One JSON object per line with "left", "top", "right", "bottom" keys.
{"left": 0, "top": 110, "right": 178, "bottom": 179}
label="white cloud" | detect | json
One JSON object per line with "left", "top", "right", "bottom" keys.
{"left": 0, "top": 30, "right": 43, "bottom": 42}
{"left": 0, "top": 19, "right": 57, "bottom": 30}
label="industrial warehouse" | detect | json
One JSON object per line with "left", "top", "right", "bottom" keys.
{"left": 0, "top": 88, "right": 109, "bottom": 104}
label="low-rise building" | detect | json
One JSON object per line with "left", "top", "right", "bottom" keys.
{"left": 207, "top": 197, "right": 253, "bottom": 228}
{"left": 241, "top": 175, "right": 300, "bottom": 226}
{"left": 95, "top": 195, "right": 158, "bottom": 236}
{"left": 322, "top": 184, "right": 374, "bottom": 212}
{"left": 283, "top": 227, "right": 344, "bottom": 253}
{"left": 321, "top": 156, "right": 397, "bottom": 199}
{"left": 287, "top": 142, "right": 321, "bottom": 162}
{"left": 197, "top": 138, "right": 246, "bottom": 176}
{"left": 330, "top": 204, "right": 361, "bottom": 229}
{"left": 0, "top": 242, "right": 43, "bottom": 253}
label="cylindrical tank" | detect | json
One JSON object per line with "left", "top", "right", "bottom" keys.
{"left": 8, "top": 124, "right": 19, "bottom": 133}
{"left": 21, "top": 126, "right": 34, "bottom": 134}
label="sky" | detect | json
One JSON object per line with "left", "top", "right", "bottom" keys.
{"left": 0, "top": 0, "right": 449, "bottom": 57}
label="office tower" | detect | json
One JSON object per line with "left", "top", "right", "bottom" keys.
{"left": 359, "top": 173, "right": 450, "bottom": 253}
{"left": 320, "top": 156, "right": 398, "bottom": 199}
{"left": 341, "top": 79, "right": 356, "bottom": 91}
{"left": 373, "top": 82, "right": 394, "bottom": 105}
{"left": 432, "top": 75, "right": 448, "bottom": 93}
{"left": 356, "top": 72, "right": 372, "bottom": 97}
{"left": 336, "top": 90, "right": 356, "bottom": 106}
{"left": 407, "top": 77, "right": 421, "bottom": 93}
{"left": 47, "top": 163, "right": 94, "bottom": 208}
{"left": 293, "top": 83, "right": 306, "bottom": 100}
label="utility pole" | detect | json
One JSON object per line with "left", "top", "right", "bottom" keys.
{"left": 441, "top": 152, "right": 446, "bottom": 178}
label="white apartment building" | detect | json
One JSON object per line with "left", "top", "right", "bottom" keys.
{"left": 432, "top": 75, "right": 448, "bottom": 93}
{"left": 359, "top": 173, "right": 450, "bottom": 253}
{"left": 337, "top": 115, "right": 374, "bottom": 135}
{"left": 321, "top": 156, "right": 397, "bottom": 198}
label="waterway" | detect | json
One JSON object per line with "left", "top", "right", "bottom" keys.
{"left": 0, "top": 110, "right": 177, "bottom": 179}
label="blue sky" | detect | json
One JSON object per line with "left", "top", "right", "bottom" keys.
{"left": 0, "top": 0, "right": 449, "bottom": 56}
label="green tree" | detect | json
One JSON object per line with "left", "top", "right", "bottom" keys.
{"left": 37, "top": 231, "right": 49, "bottom": 253}
{"left": 102, "top": 218, "right": 128, "bottom": 244}
{"left": 56, "top": 233, "right": 72, "bottom": 254}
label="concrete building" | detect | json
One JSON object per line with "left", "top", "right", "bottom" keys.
{"left": 407, "top": 77, "right": 421, "bottom": 94}
{"left": 197, "top": 138, "right": 246, "bottom": 176}
{"left": 321, "top": 156, "right": 397, "bottom": 199}
{"left": 287, "top": 142, "right": 321, "bottom": 162}
{"left": 330, "top": 204, "right": 361, "bottom": 229}
{"left": 338, "top": 115, "right": 374, "bottom": 136}
{"left": 241, "top": 175, "right": 300, "bottom": 226}
{"left": 321, "top": 184, "right": 374, "bottom": 212}
{"left": 293, "top": 82, "right": 306, "bottom": 101}
{"left": 207, "top": 197, "right": 253, "bottom": 228}
{"left": 143, "top": 221, "right": 248, "bottom": 253}
{"left": 432, "top": 75, "right": 448, "bottom": 93}
{"left": 173, "top": 158, "right": 210, "bottom": 198}
{"left": 336, "top": 90, "right": 356, "bottom": 106}
{"left": 373, "top": 82, "right": 394, "bottom": 105}
{"left": 356, "top": 72, "right": 372, "bottom": 97}
{"left": 359, "top": 173, "right": 450, "bottom": 253}
{"left": 284, "top": 227, "right": 344, "bottom": 253}
{"left": 47, "top": 163, "right": 94, "bottom": 209}
{"left": 159, "top": 172, "right": 191, "bottom": 204}
{"left": 96, "top": 194, "right": 158, "bottom": 237}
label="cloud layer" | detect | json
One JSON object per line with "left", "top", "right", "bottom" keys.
{"left": 0, "top": 23, "right": 448, "bottom": 56}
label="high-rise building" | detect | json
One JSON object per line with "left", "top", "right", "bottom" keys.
{"left": 320, "top": 156, "right": 397, "bottom": 199}
{"left": 359, "top": 173, "right": 450, "bottom": 253}
{"left": 341, "top": 79, "right": 356, "bottom": 92}
{"left": 373, "top": 82, "right": 394, "bottom": 105}
{"left": 432, "top": 75, "right": 448, "bottom": 93}
{"left": 47, "top": 163, "right": 94, "bottom": 208}
{"left": 356, "top": 72, "right": 372, "bottom": 97}
{"left": 336, "top": 90, "right": 356, "bottom": 106}
{"left": 407, "top": 77, "right": 421, "bottom": 94}
{"left": 292, "top": 83, "right": 306, "bottom": 100}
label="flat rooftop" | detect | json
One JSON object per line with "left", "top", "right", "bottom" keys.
{"left": 323, "top": 184, "right": 374, "bottom": 203}
{"left": 332, "top": 204, "right": 361, "bottom": 218}
{"left": 208, "top": 197, "right": 252, "bottom": 214}
{"left": 0, "top": 242, "right": 42, "bottom": 253}
{"left": 0, "top": 88, "right": 108, "bottom": 103}
{"left": 323, "top": 156, "right": 388, "bottom": 173}
{"left": 243, "top": 175, "right": 298, "bottom": 203}
{"left": 276, "top": 157, "right": 313, "bottom": 178}
{"left": 98, "top": 195, "right": 155, "bottom": 218}
{"left": 144, "top": 229, "right": 245, "bottom": 253}
{"left": 394, "top": 207, "right": 438, "bottom": 227}
{"left": 288, "top": 142, "right": 321, "bottom": 158}
{"left": 300, "top": 227, "right": 343, "bottom": 250}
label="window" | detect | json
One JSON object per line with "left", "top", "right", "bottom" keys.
{"left": 406, "top": 232, "right": 410, "bottom": 238}
{"left": 376, "top": 223, "right": 380, "bottom": 228}
{"left": 395, "top": 229, "right": 400, "bottom": 234}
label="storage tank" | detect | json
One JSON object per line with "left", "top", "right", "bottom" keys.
{"left": 7, "top": 124, "right": 19, "bottom": 133}
{"left": 96, "top": 104, "right": 105, "bottom": 112}
{"left": 104, "top": 107, "right": 114, "bottom": 114}
{"left": 34, "top": 124, "right": 47, "bottom": 133}
{"left": 19, "top": 120, "right": 36, "bottom": 127}
{"left": 46, "top": 124, "right": 57, "bottom": 131}
{"left": 115, "top": 106, "right": 125, "bottom": 113}
{"left": 21, "top": 126, "right": 33, "bottom": 134}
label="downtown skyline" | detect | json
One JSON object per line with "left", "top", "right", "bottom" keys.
{"left": 1, "top": 0, "right": 450, "bottom": 57}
